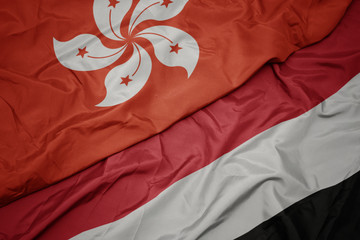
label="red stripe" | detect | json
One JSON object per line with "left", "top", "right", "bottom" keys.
{"left": 136, "top": 32, "right": 174, "bottom": 43}
{"left": 88, "top": 44, "right": 127, "bottom": 59}
{"left": 129, "top": 2, "right": 160, "bottom": 34}
{"left": 1, "top": 1, "right": 360, "bottom": 240}
{"left": 132, "top": 44, "right": 142, "bottom": 76}
{"left": 109, "top": 9, "right": 124, "bottom": 40}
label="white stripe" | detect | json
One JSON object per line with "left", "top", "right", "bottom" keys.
{"left": 72, "top": 74, "right": 360, "bottom": 240}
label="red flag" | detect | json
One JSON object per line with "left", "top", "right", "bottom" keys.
{"left": 0, "top": 0, "right": 351, "bottom": 206}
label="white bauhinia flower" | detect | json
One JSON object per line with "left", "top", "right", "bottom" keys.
{"left": 54, "top": 0, "right": 199, "bottom": 107}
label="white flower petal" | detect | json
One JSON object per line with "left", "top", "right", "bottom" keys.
{"left": 93, "top": 0, "right": 132, "bottom": 41}
{"left": 137, "top": 25, "right": 199, "bottom": 77}
{"left": 129, "top": 0, "right": 189, "bottom": 34}
{"left": 97, "top": 43, "right": 152, "bottom": 107}
{"left": 53, "top": 34, "right": 126, "bottom": 71}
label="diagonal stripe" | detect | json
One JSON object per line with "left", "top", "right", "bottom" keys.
{"left": 71, "top": 74, "right": 360, "bottom": 239}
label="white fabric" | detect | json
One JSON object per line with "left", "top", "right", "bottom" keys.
{"left": 53, "top": 35, "right": 125, "bottom": 71}
{"left": 138, "top": 26, "right": 199, "bottom": 77}
{"left": 72, "top": 73, "right": 360, "bottom": 240}
{"left": 97, "top": 43, "right": 152, "bottom": 107}
{"left": 129, "top": 0, "right": 189, "bottom": 33}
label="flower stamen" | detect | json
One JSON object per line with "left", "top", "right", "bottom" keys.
{"left": 132, "top": 44, "right": 142, "bottom": 76}
{"left": 109, "top": 9, "right": 125, "bottom": 40}
{"left": 108, "top": 0, "right": 120, "bottom": 8}
{"left": 76, "top": 47, "right": 89, "bottom": 58}
{"left": 129, "top": 2, "right": 161, "bottom": 34}
{"left": 88, "top": 44, "right": 127, "bottom": 59}
{"left": 161, "top": 0, "right": 173, "bottom": 8}
{"left": 170, "top": 43, "right": 182, "bottom": 54}
{"left": 136, "top": 32, "right": 173, "bottom": 43}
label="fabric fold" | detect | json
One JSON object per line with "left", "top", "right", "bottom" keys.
{"left": 0, "top": 0, "right": 353, "bottom": 206}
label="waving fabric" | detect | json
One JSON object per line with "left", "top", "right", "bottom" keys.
{"left": 0, "top": 0, "right": 359, "bottom": 238}
{"left": 0, "top": 0, "right": 352, "bottom": 205}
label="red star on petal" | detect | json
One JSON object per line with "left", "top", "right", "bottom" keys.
{"left": 76, "top": 47, "right": 88, "bottom": 58}
{"left": 120, "top": 75, "right": 132, "bottom": 86}
{"left": 161, "top": 0, "right": 173, "bottom": 8}
{"left": 108, "top": 0, "right": 120, "bottom": 8}
{"left": 170, "top": 43, "right": 182, "bottom": 54}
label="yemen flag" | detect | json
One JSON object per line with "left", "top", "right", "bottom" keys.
{"left": 0, "top": 0, "right": 352, "bottom": 205}
{"left": 0, "top": 0, "right": 359, "bottom": 239}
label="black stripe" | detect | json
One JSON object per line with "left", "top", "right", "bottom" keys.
{"left": 235, "top": 171, "right": 360, "bottom": 240}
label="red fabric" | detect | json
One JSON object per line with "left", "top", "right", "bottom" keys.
{"left": 0, "top": 1, "right": 359, "bottom": 238}
{"left": 0, "top": 0, "right": 351, "bottom": 205}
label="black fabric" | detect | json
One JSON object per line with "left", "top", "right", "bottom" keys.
{"left": 235, "top": 171, "right": 360, "bottom": 240}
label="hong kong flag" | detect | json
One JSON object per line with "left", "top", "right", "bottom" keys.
{"left": 0, "top": 0, "right": 351, "bottom": 206}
